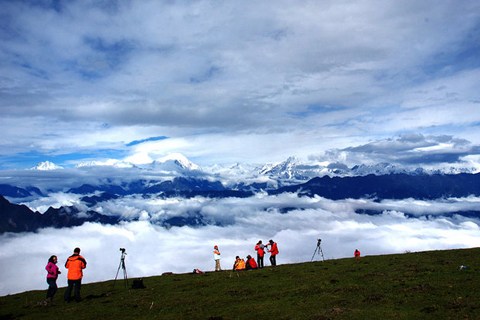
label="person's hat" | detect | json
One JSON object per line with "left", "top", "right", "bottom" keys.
{"left": 214, "top": 245, "right": 218, "bottom": 249}
{"left": 74, "top": 247, "right": 81, "bottom": 253}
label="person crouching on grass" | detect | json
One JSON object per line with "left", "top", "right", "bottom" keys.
{"left": 246, "top": 255, "right": 258, "bottom": 270}
{"left": 233, "top": 256, "right": 246, "bottom": 270}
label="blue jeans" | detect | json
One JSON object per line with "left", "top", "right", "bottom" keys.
{"left": 269, "top": 255, "right": 277, "bottom": 266}
{"left": 46, "top": 278, "right": 57, "bottom": 299}
{"left": 257, "top": 255, "right": 264, "bottom": 268}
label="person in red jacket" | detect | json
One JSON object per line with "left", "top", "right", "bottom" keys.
{"left": 64, "top": 247, "right": 87, "bottom": 302}
{"left": 267, "top": 239, "right": 279, "bottom": 266}
{"left": 354, "top": 249, "right": 361, "bottom": 261}
{"left": 254, "top": 240, "right": 265, "bottom": 268}
{"left": 246, "top": 255, "right": 258, "bottom": 270}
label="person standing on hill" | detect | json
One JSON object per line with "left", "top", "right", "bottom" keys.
{"left": 354, "top": 249, "right": 361, "bottom": 261}
{"left": 64, "top": 247, "right": 87, "bottom": 302}
{"left": 267, "top": 239, "right": 279, "bottom": 266}
{"left": 45, "top": 255, "right": 61, "bottom": 304}
{"left": 213, "top": 245, "right": 222, "bottom": 271}
{"left": 255, "top": 240, "right": 265, "bottom": 268}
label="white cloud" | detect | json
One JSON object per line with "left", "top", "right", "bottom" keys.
{"left": 1, "top": 1, "right": 479, "bottom": 168}
{"left": 1, "top": 193, "right": 480, "bottom": 296}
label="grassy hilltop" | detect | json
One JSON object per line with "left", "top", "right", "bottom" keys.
{"left": 1, "top": 248, "right": 479, "bottom": 320}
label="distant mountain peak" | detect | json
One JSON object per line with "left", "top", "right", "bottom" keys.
{"left": 259, "top": 156, "right": 298, "bottom": 175}
{"left": 76, "top": 160, "right": 134, "bottom": 168}
{"left": 30, "top": 161, "right": 63, "bottom": 171}
{"left": 154, "top": 153, "right": 199, "bottom": 171}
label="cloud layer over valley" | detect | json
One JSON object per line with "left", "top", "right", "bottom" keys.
{"left": 1, "top": 193, "right": 479, "bottom": 296}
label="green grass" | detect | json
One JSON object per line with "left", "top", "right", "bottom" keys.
{"left": 1, "top": 248, "right": 480, "bottom": 319}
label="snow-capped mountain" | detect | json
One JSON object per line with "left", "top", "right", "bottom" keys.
{"left": 75, "top": 153, "right": 199, "bottom": 172}
{"left": 258, "top": 157, "right": 343, "bottom": 183}
{"left": 3, "top": 153, "right": 480, "bottom": 234}
{"left": 76, "top": 159, "right": 135, "bottom": 168}
{"left": 350, "top": 163, "right": 410, "bottom": 176}
{"left": 259, "top": 157, "right": 316, "bottom": 180}
{"left": 30, "top": 161, "right": 63, "bottom": 171}
{"left": 27, "top": 155, "right": 480, "bottom": 193}
{"left": 151, "top": 153, "right": 200, "bottom": 171}
{"left": 257, "top": 157, "right": 479, "bottom": 182}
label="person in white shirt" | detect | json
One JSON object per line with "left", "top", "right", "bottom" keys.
{"left": 213, "top": 245, "right": 222, "bottom": 271}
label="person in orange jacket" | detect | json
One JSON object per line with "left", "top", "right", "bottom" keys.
{"left": 255, "top": 240, "right": 265, "bottom": 268}
{"left": 64, "top": 247, "right": 87, "bottom": 302}
{"left": 267, "top": 239, "right": 279, "bottom": 266}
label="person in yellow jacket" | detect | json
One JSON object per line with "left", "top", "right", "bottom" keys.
{"left": 233, "top": 256, "right": 246, "bottom": 270}
{"left": 64, "top": 247, "right": 87, "bottom": 302}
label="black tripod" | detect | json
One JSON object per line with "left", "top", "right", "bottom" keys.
{"left": 114, "top": 248, "right": 128, "bottom": 288}
{"left": 311, "top": 239, "right": 325, "bottom": 262}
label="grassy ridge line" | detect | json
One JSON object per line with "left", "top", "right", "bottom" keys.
{"left": 1, "top": 248, "right": 479, "bottom": 319}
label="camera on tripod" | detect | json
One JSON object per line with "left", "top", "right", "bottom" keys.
{"left": 311, "top": 238, "right": 325, "bottom": 262}
{"left": 114, "top": 248, "right": 128, "bottom": 289}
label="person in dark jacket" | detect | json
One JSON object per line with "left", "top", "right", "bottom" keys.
{"left": 64, "top": 247, "right": 87, "bottom": 302}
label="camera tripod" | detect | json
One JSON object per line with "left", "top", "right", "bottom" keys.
{"left": 311, "top": 238, "right": 325, "bottom": 262}
{"left": 113, "top": 249, "right": 128, "bottom": 288}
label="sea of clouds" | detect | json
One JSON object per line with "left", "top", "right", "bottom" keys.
{"left": 1, "top": 193, "right": 480, "bottom": 296}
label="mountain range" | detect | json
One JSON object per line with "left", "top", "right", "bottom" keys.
{"left": 0, "top": 154, "right": 479, "bottom": 233}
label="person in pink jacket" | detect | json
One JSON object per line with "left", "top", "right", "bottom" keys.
{"left": 45, "top": 255, "right": 61, "bottom": 304}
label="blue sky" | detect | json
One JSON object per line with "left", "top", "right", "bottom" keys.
{"left": 0, "top": 0, "right": 479, "bottom": 170}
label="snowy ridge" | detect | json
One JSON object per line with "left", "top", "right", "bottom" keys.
{"left": 153, "top": 153, "right": 199, "bottom": 171}
{"left": 30, "top": 161, "right": 63, "bottom": 171}
{"left": 30, "top": 154, "right": 479, "bottom": 188}
{"left": 76, "top": 160, "right": 135, "bottom": 168}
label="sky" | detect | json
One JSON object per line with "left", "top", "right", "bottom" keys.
{"left": 0, "top": 0, "right": 480, "bottom": 170}
{"left": 1, "top": 0, "right": 480, "bottom": 297}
